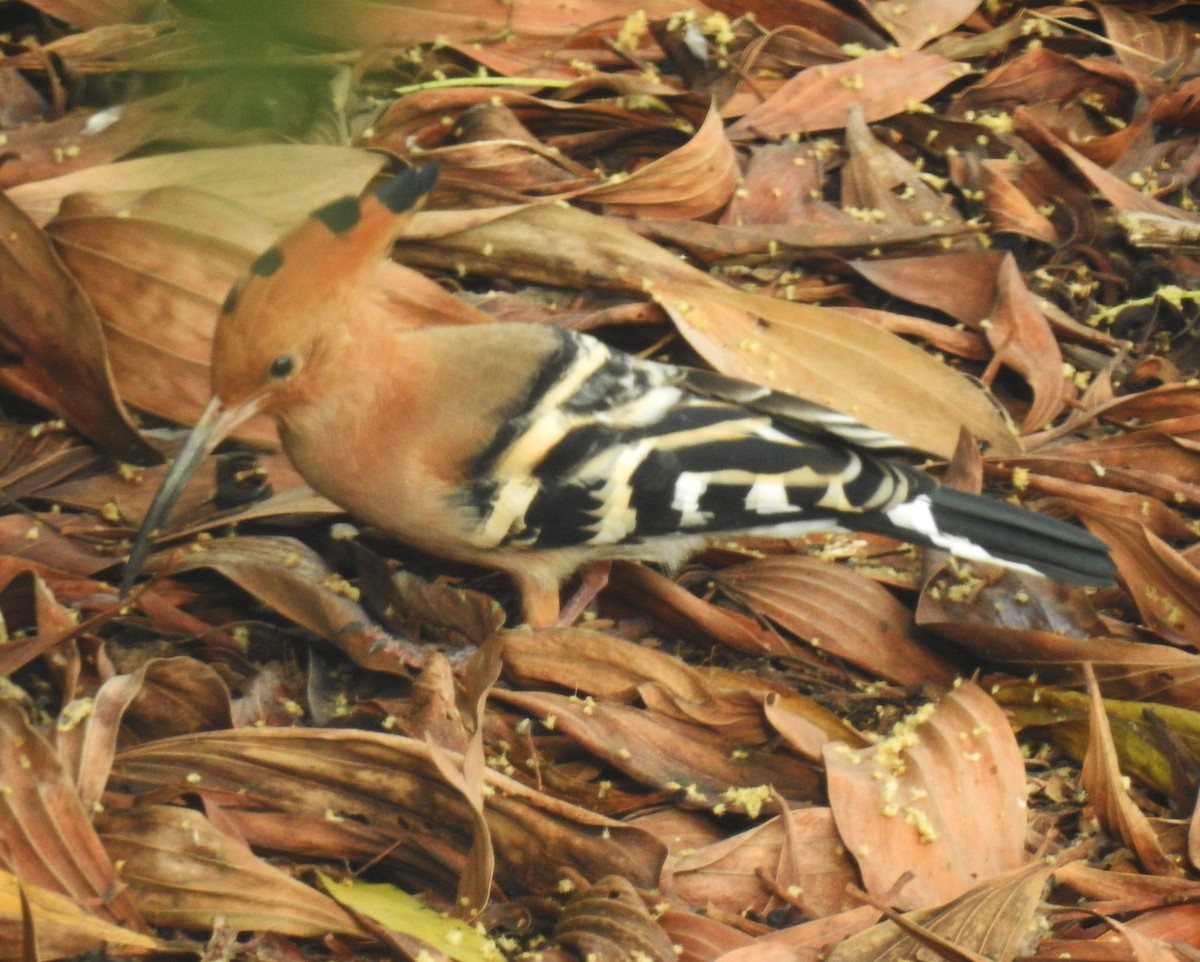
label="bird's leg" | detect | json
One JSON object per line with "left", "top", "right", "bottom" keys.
{"left": 555, "top": 561, "right": 612, "bottom": 627}
{"left": 511, "top": 562, "right": 612, "bottom": 627}
{"left": 512, "top": 571, "right": 562, "bottom": 628}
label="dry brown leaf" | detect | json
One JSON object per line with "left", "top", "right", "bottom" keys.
{"left": 553, "top": 876, "right": 676, "bottom": 962}
{"left": 930, "top": 623, "right": 1200, "bottom": 707}
{"left": 670, "top": 807, "right": 859, "bottom": 919}
{"left": 657, "top": 908, "right": 756, "bottom": 961}
{"left": 503, "top": 626, "right": 846, "bottom": 753}
{"left": 824, "top": 681, "right": 1027, "bottom": 910}
{"left": 722, "top": 141, "right": 831, "bottom": 227}
{"left": 607, "top": 561, "right": 791, "bottom": 655}
{"left": 916, "top": 556, "right": 1107, "bottom": 638}
{"left": 1081, "top": 665, "right": 1184, "bottom": 878}
{"left": 990, "top": 254, "right": 1068, "bottom": 431}
{"left": 156, "top": 534, "right": 434, "bottom": 674}
{"left": 46, "top": 186, "right": 273, "bottom": 443}
{"left": 994, "top": 418, "right": 1200, "bottom": 510}
{"left": 1094, "top": 6, "right": 1197, "bottom": 71}
{"left": 353, "top": 542, "right": 505, "bottom": 646}
{"left": 850, "top": 251, "right": 1006, "bottom": 328}
{"left": 825, "top": 862, "right": 1053, "bottom": 962}
{"left": 1017, "top": 108, "right": 1200, "bottom": 222}
{"left": 1109, "top": 903, "right": 1200, "bottom": 946}
{"left": 584, "top": 104, "right": 739, "bottom": 219}
{"left": 841, "top": 106, "right": 961, "bottom": 228}
{"left": 1053, "top": 860, "right": 1200, "bottom": 915}
{"left": 491, "top": 688, "right": 821, "bottom": 809}
{"left": 1099, "top": 915, "right": 1188, "bottom": 962}
{"left": 57, "top": 656, "right": 232, "bottom": 813}
{"left": 0, "top": 84, "right": 219, "bottom": 190}
{"left": 501, "top": 626, "right": 716, "bottom": 704}
{"left": 853, "top": 250, "right": 1068, "bottom": 431}
{"left": 111, "top": 728, "right": 667, "bottom": 897}
{"left": 0, "top": 191, "right": 155, "bottom": 464}
{"left": 434, "top": 634, "right": 504, "bottom": 914}
{"left": 244, "top": 0, "right": 697, "bottom": 52}
{"left": 727, "top": 50, "right": 968, "bottom": 138}
{"left": 1057, "top": 487, "right": 1200, "bottom": 649}
{"left": 858, "top": 0, "right": 979, "bottom": 48}
{"left": 0, "top": 697, "right": 147, "bottom": 931}
{"left": 760, "top": 687, "right": 869, "bottom": 762}
{"left": 735, "top": 904, "right": 883, "bottom": 959}
{"left": 0, "top": 568, "right": 134, "bottom": 679}
{"left": 1193, "top": 795, "right": 1200, "bottom": 875}
{"left": 100, "top": 805, "right": 361, "bottom": 936}
{"left": 714, "top": 555, "right": 957, "bottom": 687}
{"left": 979, "top": 160, "right": 1060, "bottom": 243}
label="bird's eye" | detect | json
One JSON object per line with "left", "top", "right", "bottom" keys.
{"left": 268, "top": 355, "right": 295, "bottom": 380}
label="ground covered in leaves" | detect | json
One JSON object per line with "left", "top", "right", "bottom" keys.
{"left": 2, "top": 0, "right": 1200, "bottom": 959}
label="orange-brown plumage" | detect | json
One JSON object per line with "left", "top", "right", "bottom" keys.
{"left": 123, "top": 165, "right": 1114, "bottom": 627}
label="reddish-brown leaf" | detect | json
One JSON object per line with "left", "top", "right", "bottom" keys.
{"left": 728, "top": 50, "right": 968, "bottom": 138}
{"left": 824, "top": 682, "right": 1027, "bottom": 910}
{"left": 1081, "top": 666, "right": 1183, "bottom": 878}
{"left": 0, "top": 698, "right": 147, "bottom": 931}
{"left": 492, "top": 688, "right": 822, "bottom": 809}
{"left": 715, "top": 555, "right": 957, "bottom": 687}
{"left": 0, "top": 192, "right": 155, "bottom": 464}
{"left": 858, "top": 0, "right": 979, "bottom": 48}
{"left": 100, "top": 805, "right": 361, "bottom": 935}
{"left": 670, "top": 807, "right": 860, "bottom": 919}
{"left": 111, "top": 728, "right": 667, "bottom": 897}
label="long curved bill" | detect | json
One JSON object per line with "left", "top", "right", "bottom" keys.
{"left": 119, "top": 396, "right": 260, "bottom": 596}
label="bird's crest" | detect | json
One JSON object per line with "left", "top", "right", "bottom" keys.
{"left": 211, "top": 164, "right": 440, "bottom": 407}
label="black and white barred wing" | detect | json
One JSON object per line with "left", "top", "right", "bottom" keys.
{"left": 464, "top": 329, "right": 930, "bottom": 551}
{"left": 461, "top": 327, "right": 1114, "bottom": 586}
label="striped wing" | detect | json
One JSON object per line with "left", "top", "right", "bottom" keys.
{"left": 460, "top": 329, "right": 930, "bottom": 551}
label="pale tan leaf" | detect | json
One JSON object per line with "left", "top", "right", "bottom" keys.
{"left": 657, "top": 283, "right": 1019, "bottom": 457}
{"left": 0, "top": 869, "right": 160, "bottom": 960}
{"left": 8, "top": 144, "right": 387, "bottom": 227}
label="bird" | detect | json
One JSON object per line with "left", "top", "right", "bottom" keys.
{"left": 121, "top": 164, "right": 1116, "bottom": 627}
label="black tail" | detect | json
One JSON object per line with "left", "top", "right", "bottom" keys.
{"left": 859, "top": 486, "right": 1116, "bottom": 586}
{"left": 926, "top": 487, "right": 1114, "bottom": 585}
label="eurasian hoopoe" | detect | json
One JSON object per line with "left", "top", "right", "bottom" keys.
{"left": 122, "top": 165, "right": 1115, "bottom": 626}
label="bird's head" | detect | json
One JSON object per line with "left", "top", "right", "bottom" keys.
{"left": 119, "top": 163, "right": 439, "bottom": 594}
